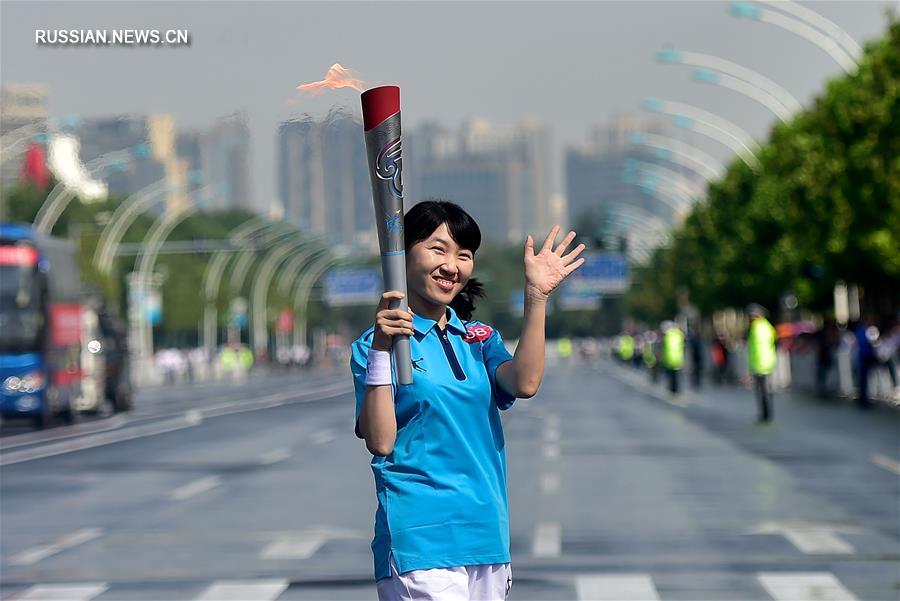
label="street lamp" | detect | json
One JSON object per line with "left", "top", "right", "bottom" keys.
{"left": 201, "top": 215, "right": 275, "bottom": 355}
{"left": 657, "top": 48, "right": 801, "bottom": 122}
{"left": 730, "top": 1, "right": 859, "bottom": 74}
{"left": 132, "top": 185, "right": 215, "bottom": 384}
{"left": 33, "top": 142, "right": 150, "bottom": 234}
{"left": 249, "top": 236, "right": 327, "bottom": 358}
{"left": 627, "top": 131, "right": 724, "bottom": 181}
{"left": 642, "top": 97, "right": 760, "bottom": 169}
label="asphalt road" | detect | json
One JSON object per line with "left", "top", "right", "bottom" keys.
{"left": 1, "top": 359, "right": 897, "bottom": 601}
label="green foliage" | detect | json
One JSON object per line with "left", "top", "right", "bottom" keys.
{"left": 627, "top": 15, "right": 900, "bottom": 322}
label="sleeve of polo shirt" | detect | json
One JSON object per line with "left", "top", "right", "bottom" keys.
{"left": 349, "top": 337, "right": 370, "bottom": 439}
{"left": 482, "top": 325, "right": 515, "bottom": 410}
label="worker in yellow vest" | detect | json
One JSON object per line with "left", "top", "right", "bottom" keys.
{"left": 660, "top": 321, "right": 684, "bottom": 394}
{"left": 618, "top": 333, "right": 634, "bottom": 363}
{"left": 746, "top": 304, "right": 777, "bottom": 423}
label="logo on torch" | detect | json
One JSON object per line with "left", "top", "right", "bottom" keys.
{"left": 376, "top": 137, "right": 403, "bottom": 198}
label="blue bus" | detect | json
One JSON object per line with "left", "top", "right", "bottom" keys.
{"left": 0, "top": 223, "right": 84, "bottom": 429}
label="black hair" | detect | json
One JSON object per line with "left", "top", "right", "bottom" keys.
{"left": 404, "top": 200, "right": 485, "bottom": 320}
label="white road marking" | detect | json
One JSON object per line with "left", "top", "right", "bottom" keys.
{"left": 8, "top": 583, "right": 109, "bottom": 600}
{"left": 258, "top": 448, "right": 290, "bottom": 465}
{"left": 782, "top": 529, "right": 855, "bottom": 554}
{"left": 168, "top": 476, "right": 221, "bottom": 501}
{"left": 9, "top": 528, "right": 104, "bottom": 566}
{"left": 869, "top": 452, "right": 900, "bottom": 475}
{"left": 261, "top": 535, "right": 328, "bottom": 560}
{"left": 544, "top": 427, "right": 560, "bottom": 442}
{"left": 543, "top": 444, "right": 560, "bottom": 460}
{"left": 745, "top": 521, "right": 861, "bottom": 555}
{"left": 540, "top": 473, "right": 560, "bottom": 494}
{"left": 575, "top": 574, "right": 660, "bottom": 601}
{"left": 546, "top": 414, "right": 560, "bottom": 428}
{"left": 310, "top": 429, "right": 335, "bottom": 445}
{"left": 532, "top": 522, "right": 561, "bottom": 558}
{"left": 0, "top": 383, "right": 352, "bottom": 466}
{"left": 194, "top": 580, "right": 289, "bottom": 601}
{"left": 757, "top": 572, "right": 859, "bottom": 601}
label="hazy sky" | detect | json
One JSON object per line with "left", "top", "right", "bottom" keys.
{"left": 2, "top": 1, "right": 895, "bottom": 210}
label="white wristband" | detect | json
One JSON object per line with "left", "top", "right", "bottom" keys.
{"left": 365, "top": 349, "right": 393, "bottom": 386}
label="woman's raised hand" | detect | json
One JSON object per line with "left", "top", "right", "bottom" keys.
{"left": 372, "top": 291, "right": 415, "bottom": 352}
{"left": 523, "top": 225, "right": 586, "bottom": 299}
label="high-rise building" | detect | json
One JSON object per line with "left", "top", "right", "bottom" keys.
{"left": 565, "top": 115, "right": 675, "bottom": 234}
{"left": 278, "top": 110, "right": 373, "bottom": 249}
{"left": 409, "top": 118, "right": 553, "bottom": 243}
{"left": 0, "top": 83, "right": 49, "bottom": 190}
{"left": 203, "top": 113, "right": 253, "bottom": 213}
{"left": 74, "top": 114, "right": 182, "bottom": 213}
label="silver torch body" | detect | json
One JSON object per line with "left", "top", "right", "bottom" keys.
{"left": 361, "top": 85, "right": 412, "bottom": 385}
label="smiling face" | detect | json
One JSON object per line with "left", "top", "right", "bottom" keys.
{"left": 406, "top": 222, "right": 475, "bottom": 313}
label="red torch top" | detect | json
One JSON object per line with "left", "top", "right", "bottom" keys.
{"left": 361, "top": 85, "right": 400, "bottom": 132}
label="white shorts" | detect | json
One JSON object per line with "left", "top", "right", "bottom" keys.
{"left": 376, "top": 553, "right": 512, "bottom": 601}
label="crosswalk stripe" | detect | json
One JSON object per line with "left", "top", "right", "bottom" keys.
{"left": 757, "top": 572, "right": 859, "bottom": 601}
{"left": 194, "top": 580, "right": 289, "bottom": 601}
{"left": 782, "top": 529, "right": 854, "bottom": 554}
{"left": 9, "top": 583, "right": 109, "bottom": 600}
{"left": 532, "top": 522, "right": 561, "bottom": 558}
{"left": 575, "top": 574, "right": 660, "bottom": 601}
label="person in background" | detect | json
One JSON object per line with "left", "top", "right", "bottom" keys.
{"left": 746, "top": 304, "right": 777, "bottom": 423}
{"left": 660, "top": 321, "right": 684, "bottom": 395}
{"left": 643, "top": 330, "right": 659, "bottom": 383}
{"left": 617, "top": 332, "right": 634, "bottom": 365}
{"left": 710, "top": 329, "right": 730, "bottom": 386}
{"left": 815, "top": 317, "right": 839, "bottom": 398}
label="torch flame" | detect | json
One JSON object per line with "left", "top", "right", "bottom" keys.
{"left": 296, "top": 63, "right": 367, "bottom": 95}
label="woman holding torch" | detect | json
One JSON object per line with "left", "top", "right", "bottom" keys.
{"left": 350, "top": 200, "right": 585, "bottom": 600}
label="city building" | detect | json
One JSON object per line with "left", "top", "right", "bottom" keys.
{"left": 409, "top": 118, "right": 553, "bottom": 244}
{"left": 278, "top": 110, "right": 373, "bottom": 249}
{"left": 0, "top": 83, "right": 49, "bottom": 190}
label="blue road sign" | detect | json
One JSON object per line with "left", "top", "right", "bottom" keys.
{"left": 324, "top": 268, "right": 382, "bottom": 307}
{"left": 568, "top": 252, "right": 630, "bottom": 294}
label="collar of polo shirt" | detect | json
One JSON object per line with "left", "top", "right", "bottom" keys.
{"left": 412, "top": 305, "right": 467, "bottom": 337}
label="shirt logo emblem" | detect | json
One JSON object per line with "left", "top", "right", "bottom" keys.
{"left": 411, "top": 357, "right": 427, "bottom": 372}
{"left": 463, "top": 325, "right": 492, "bottom": 343}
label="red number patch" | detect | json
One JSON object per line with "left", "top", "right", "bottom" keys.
{"left": 463, "top": 325, "right": 493, "bottom": 343}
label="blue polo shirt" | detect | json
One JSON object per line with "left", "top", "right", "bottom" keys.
{"left": 349, "top": 306, "right": 516, "bottom": 581}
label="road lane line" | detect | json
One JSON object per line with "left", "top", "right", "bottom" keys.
{"left": 310, "top": 429, "right": 335, "bottom": 445}
{"left": 9, "top": 528, "right": 104, "bottom": 566}
{"left": 757, "top": 572, "right": 859, "bottom": 601}
{"left": 261, "top": 535, "right": 328, "bottom": 560}
{"left": 8, "top": 583, "right": 109, "bottom": 600}
{"left": 169, "top": 476, "right": 221, "bottom": 501}
{"left": 540, "top": 473, "right": 559, "bottom": 495}
{"left": 543, "top": 444, "right": 560, "bottom": 460}
{"left": 532, "top": 522, "right": 561, "bottom": 558}
{"left": 869, "top": 452, "right": 900, "bottom": 475}
{"left": 0, "top": 384, "right": 352, "bottom": 466}
{"left": 544, "top": 427, "right": 560, "bottom": 443}
{"left": 194, "top": 579, "right": 290, "bottom": 601}
{"left": 575, "top": 574, "right": 660, "bottom": 601}
{"left": 782, "top": 529, "right": 855, "bottom": 554}
{"left": 258, "top": 448, "right": 290, "bottom": 465}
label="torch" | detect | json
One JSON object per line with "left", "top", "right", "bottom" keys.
{"left": 361, "top": 85, "right": 413, "bottom": 385}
